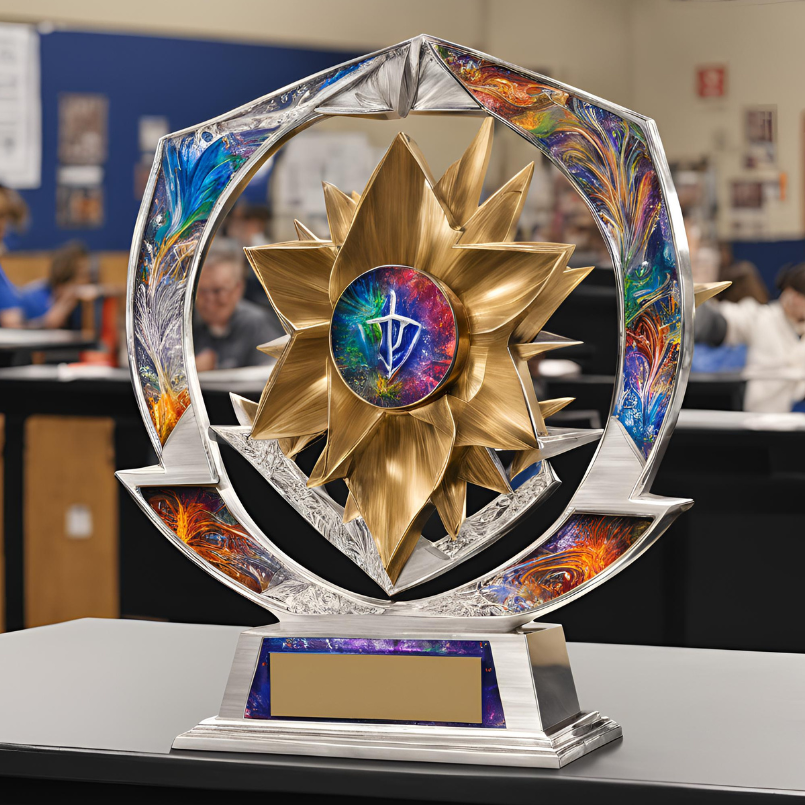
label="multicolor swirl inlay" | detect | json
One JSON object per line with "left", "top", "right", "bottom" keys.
{"left": 416, "top": 513, "right": 654, "bottom": 616}
{"left": 331, "top": 266, "right": 458, "bottom": 408}
{"left": 245, "top": 636, "right": 505, "bottom": 727}
{"left": 132, "top": 56, "right": 375, "bottom": 448}
{"left": 141, "top": 486, "right": 280, "bottom": 594}
{"left": 434, "top": 44, "right": 682, "bottom": 459}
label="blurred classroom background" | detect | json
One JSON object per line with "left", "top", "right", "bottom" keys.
{"left": 0, "top": 0, "right": 802, "bottom": 654}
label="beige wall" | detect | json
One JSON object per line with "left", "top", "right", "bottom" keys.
{"left": 632, "top": 0, "right": 805, "bottom": 239}
{"left": 0, "top": 0, "right": 487, "bottom": 50}
{"left": 2, "top": 0, "right": 802, "bottom": 237}
{"left": 0, "top": 0, "right": 633, "bottom": 103}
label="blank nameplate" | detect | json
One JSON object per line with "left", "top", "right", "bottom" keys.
{"left": 269, "top": 653, "right": 482, "bottom": 723}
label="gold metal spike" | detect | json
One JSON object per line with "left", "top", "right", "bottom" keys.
{"left": 247, "top": 122, "right": 594, "bottom": 582}
{"left": 294, "top": 219, "right": 324, "bottom": 242}
{"left": 509, "top": 426, "right": 603, "bottom": 480}
{"left": 386, "top": 506, "right": 436, "bottom": 585}
{"left": 459, "top": 445, "right": 511, "bottom": 494}
{"left": 246, "top": 243, "right": 334, "bottom": 331}
{"left": 434, "top": 117, "right": 494, "bottom": 225}
{"left": 257, "top": 334, "right": 290, "bottom": 359}
{"left": 452, "top": 338, "right": 540, "bottom": 450}
{"left": 343, "top": 489, "right": 361, "bottom": 523}
{"left": 329, "top": 133, "right": 459, "bottom": 305}
{"left": 347, "top": 398, "right": 456, "bottom": 583}
{"left": 250, "top": 326, "right": 330, "bottom": 439}
{"left": 437, "top": 242, "right": 573, "bottom": 334}
{"left": 277, "top": 432, "right": 324, "bottom": 460}
{"left": 512, "top": 332, "right": 582, "bottom": 360}
{"left": 694, "top": 281, "right": 731, "bottom": 308}
{"left": 230, "top": 393, "right": 258, "bottom": 427}
{"left": 432, "top": 456, "right": 467, "bottom": 539}
{"left": 460, "top": 163, "right": 534, "bottom": 244}
{"left": 350, "top": 191, "right": 361, "bottom": 203}
{"left": 539, "top": 397, "right": 575, "bottom": 419}
{"left": 322, "top": 182, "right": 357, "bottom": 245}
{"left": 509, "top": 448, "right": 541, "bottom": 482}
{"left": 308, "top": 362, "right": 384, "bottom": 487}
{"left": 513, "top": 266, "right": 594, "bottom": 343}
{"left": 513, "top": 346, "right": 548, "bottom": 437}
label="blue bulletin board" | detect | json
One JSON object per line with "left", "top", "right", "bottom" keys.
{"left": 13, "top": 29, "right": 357, "bottom": 251}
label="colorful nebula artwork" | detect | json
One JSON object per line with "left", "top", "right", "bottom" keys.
{"left": 331, "top": 266, "right": 458, "bottom": 408}
{"left": 476, "top": 514, "right": 653, "bottom": 612}
{"left": 132, "top": 58, "right": 374, "bottom": 447}
{"left": 434, "top": 45, "right": 682, "bottom": 459}
{"left": 134, "top": 130, "right": 273, "bottom": 446}
{"left": 245, "top": 637, "right": 505, "bottom": 728}
{"left": 141, "top": 486, "right": 279, "bottom": 594}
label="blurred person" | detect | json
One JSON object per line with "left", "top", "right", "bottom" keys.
{"left": 719, "top": 260, "right": 769, "bottom": 305}
{"left": 20, "top": 241, "right": 94, "bottom": 330}
{"left": 193, "top": 246, "right": 283, "bottom": 371}
{"left": 223, "top": 203, "right": 271, "bottom": 248}
{"left": 222, "top": 205, "right": 276, "bottom": 308}
{"left": 695, "top": 263, "right": 805, "bottom": 412}
{"left": 0, "top": 184, "right": 30, "bottom": 327}
{"left": 685, "top": 214, "right": 719, "bottom": 284}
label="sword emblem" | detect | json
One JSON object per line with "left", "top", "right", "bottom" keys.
{"left": 364, "top": 290, "right": 422, "bottom": 378}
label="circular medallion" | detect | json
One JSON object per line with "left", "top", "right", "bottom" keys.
{"left": 331, "top": 266, "right": 459, "bottom": 408}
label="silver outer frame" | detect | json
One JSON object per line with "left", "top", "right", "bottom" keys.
{"left": 119, "top": 35, "right": 693, "bottom": 623}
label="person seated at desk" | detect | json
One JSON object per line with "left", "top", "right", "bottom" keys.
{"left": 0, "top": 184, "right": 30, "bottom": 328}
{"left": 696, "top": 263, "right": 805, "bottom": 412}
{"left": 19, "top": 241, "right": 94, "bottom": 329}
{"left": 193, "top": 247, "right": 283, "bottom": 370}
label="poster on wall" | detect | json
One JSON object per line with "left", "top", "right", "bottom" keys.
{"left": 58, "top": 93, "right": 108, "bottom": 165}
{"left": 744, "top": 106, "right": 776, "bottom": 169}
{"left": 56, "top": 165, "right": 104, "bottom": 228}
{"left": 0, "top": 24, "right": 41, "bottom": 189}
{"left": 696, "top": 64, "right": 727, "bottom": 99}
{"left": 134, "top": 116, "right": 169, "bottom": 197}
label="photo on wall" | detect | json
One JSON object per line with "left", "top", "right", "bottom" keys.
{"left": 58, "top": 93, "right": 108, "bottom": 166}
{"left": 56, "top": 165, "right": 104, "bottom": 228}
{"left": 744, "top": 106, "right": 777, "bottom": 169}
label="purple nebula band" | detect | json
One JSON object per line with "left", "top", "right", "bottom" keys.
{"left": 245, "top": 636, "right": 506, "bottom": 728}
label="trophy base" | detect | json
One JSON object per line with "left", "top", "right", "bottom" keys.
{"left": 174, "top": 710, "right": 620, "bottom": 769}
{"left": 173, "top": 617, "right": 622, "bottom": 769}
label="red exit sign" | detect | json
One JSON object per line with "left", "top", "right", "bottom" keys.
{"left": 697, "top": 64, "right": 727, "bottom": 98}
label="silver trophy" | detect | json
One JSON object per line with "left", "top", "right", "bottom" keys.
{"left": 119, "top": 36, "right": 721, "bottom": 768}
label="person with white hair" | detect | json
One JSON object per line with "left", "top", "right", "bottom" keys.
{"left": 193, "top": 245, "right": 283, "bottom": 371}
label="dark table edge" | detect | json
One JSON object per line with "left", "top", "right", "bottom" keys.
{"left": 0, "top": 743, "right": 801, "bottom": 802}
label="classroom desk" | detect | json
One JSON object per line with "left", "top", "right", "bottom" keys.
{"left": 544, "top": 371, "right": 747, "bottom": 420}
{"left": 0, "top": 328, "right": 97, "bottom": 366}
{"left": 0, "top": 366, "right": 803, "bottom": 654}
{"left": 0, "top": 365, "right": 271, "bottom": 632}
{"left": 0, "top": 618, "right": 802, "bottom": 803}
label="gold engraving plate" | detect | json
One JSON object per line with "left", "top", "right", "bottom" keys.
{"left": 269, "top": 653, "right": 482, "bottom": 723}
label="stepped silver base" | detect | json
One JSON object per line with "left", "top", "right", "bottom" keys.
{"left": 175, "top": 710, "right": 621, "bottom": 769}
{"left": 173, "top": 617, "right": 622, "bottom": 769}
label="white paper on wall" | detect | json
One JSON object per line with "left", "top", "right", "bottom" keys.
{"left": 0, "top": 24, "right": 40, "bottom": 189}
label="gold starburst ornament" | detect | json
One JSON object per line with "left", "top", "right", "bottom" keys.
{"left": 245, "top": 120, "right": 591, "bottom": 582}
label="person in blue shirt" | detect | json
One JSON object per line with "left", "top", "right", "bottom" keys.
{"left": 20, "top": 241, "right": 94, "bottom": 329}
{"left": 0, "top": 184, "right": 29, "bottom": 328}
